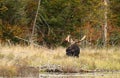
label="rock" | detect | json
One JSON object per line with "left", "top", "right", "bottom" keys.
{"left": 40, "top": 64, "right": 63, "bottom": 72}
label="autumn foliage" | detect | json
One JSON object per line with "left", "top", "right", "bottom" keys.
{"left": 0, "top": 0, "right": 120, "bottom": 47}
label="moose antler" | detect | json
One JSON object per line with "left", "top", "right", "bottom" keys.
{"left": 65, "top": 35, "right": 70, "bottom": 42}
{"left": 65, "top": 35, "right": 74, "bottom": 44}
{"left": 75, "top": 35, "right": 86, "bottom": 43}
{"left": 65, "top": 35, "right": 86, "bottom": 44}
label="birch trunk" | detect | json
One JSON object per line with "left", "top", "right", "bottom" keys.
{"left": 30, "top": 0, "right": 41, "bottom": 44}
{"left": 103, "top": 0, "right": 108, "bottom": 47}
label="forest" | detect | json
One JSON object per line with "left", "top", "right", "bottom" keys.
{"left": 0, "top": 0, "right": 120, "bottom": 48}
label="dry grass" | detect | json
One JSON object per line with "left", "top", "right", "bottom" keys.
{"left": 0, "top": 45, "right": 120, "bottom": 76}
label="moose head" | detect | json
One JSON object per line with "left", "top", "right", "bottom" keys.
{"left": 65, "top": 35, "right": 86, "bottom": 57}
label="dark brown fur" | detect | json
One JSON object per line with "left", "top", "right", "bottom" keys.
{"left": 66, "top": 43, "right": 80, "bottom": 57}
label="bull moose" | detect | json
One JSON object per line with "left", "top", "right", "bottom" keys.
{"left": 65, "top": 35, "right": 86, "bottom": 57}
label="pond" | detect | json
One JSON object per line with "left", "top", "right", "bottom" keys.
{"left": 39, "top": 72, "right": 120, "bottom": 78}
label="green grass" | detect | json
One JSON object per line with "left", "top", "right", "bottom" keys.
{"left": 0, "top": 45, "right": 120, "bottom": 76}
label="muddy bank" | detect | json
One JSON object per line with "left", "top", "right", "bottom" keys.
{"left": 39, "top": 64, "right": 120, "bottom": 73}
{"left": 0, "top": 66, "right": 39, "bottom": 77}
{"left": 0, "top": 65, "right": 120, "bottom": 77}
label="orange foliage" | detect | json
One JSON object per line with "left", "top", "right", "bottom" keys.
{"left": 82, "top": 22, "right": 102, "bottom": 44}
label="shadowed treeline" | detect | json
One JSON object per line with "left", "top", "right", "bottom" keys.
{"left": 0, "top": 0, "right": 120, "bottom": 48}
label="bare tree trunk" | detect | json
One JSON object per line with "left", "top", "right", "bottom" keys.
{"left": 30, "top": 0, "right": 41, "bottom": 44}
{"left": 103, "top": 0, "right": 108, "bottom": 47}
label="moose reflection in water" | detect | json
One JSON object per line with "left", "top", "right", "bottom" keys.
{"left": 64, "top": 35, "right": 86, "bottom": 57}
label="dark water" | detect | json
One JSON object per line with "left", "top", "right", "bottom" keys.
{"left": 39, "top": 72, "right": 120, "bottom": 78}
